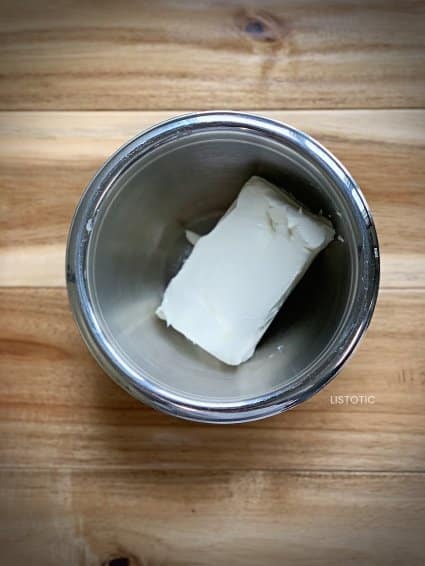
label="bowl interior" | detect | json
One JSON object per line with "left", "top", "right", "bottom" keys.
{"left": 87, "top": 127, "right": 359, "bottom": 403}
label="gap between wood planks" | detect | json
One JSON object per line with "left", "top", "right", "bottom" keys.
{"left": 1, "top": 106, "right": 424, "bottom": 112}
{"left": 1, "top": 466, "right": 424, "bottom": 474}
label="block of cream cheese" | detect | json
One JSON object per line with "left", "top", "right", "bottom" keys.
{"left": 156, "top": 176, "right": 334, "bottom": 365}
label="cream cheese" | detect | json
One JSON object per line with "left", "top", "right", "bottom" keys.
{"left": 156, "top": 176, "right": 334, "bottom": 365}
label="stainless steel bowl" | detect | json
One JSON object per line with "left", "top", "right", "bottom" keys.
{"left": 66, "top": 112, "right": 379, "bottom": 423}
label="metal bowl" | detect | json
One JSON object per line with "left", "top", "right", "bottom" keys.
{"left": 66, "top": 112, "right": 379, "bottom": 423}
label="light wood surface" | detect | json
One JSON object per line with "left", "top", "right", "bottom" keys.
{"left": 1, "top": 1, "right": 424, "bottom": 110}
{"left": 1, "top": 470, "right": 424, "bottom": 566}
{"left": 1, "top": 2, "right": 424, "bottom": 565}
{"left": 1, "top": 288, "right": 424, "bottom": 472}
{"left": 1, "top": 110, "right": 424, "bottom": 287}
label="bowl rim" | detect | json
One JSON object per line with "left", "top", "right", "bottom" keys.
{"left": 66, "top": 111, "right": 380, "bottom": 423}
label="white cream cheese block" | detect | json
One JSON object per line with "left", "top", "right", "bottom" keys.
{"left": 156, "top": 176, "right": 335, "bottom": 366}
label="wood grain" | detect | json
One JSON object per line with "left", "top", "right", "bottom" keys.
{"left": 1, "top": 3, "right": 424, "bottom": 562}
{"left": 1, "top": 109, "right": 424, "bottom": 288}
{"left": 1, "top": 1, "right": 424, "bottom": 110}
{"left": 1, "top": 287, "right": 424, "bottom": 472}
{"left": 1, "top": 469, "right": 424, "bottom": 566}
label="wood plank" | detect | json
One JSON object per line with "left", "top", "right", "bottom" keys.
{"left": 0, "top": 1, "right": 424, "bottom": 111}
{"left": 1, "top": 110, "right": 424, "bottom": 288}
{"left": 1, "top": 288, "right": 424, "bottom": 472}
{"left": 0, "top": 469, "right": 424, "bottom": 566}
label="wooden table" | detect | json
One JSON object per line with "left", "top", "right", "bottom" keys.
{"left": 1, "top": 2, "right": 424, "bottom": 565}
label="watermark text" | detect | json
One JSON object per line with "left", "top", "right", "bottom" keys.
{"left": 329, "top": 394, "right": 376, "bottom": 406}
